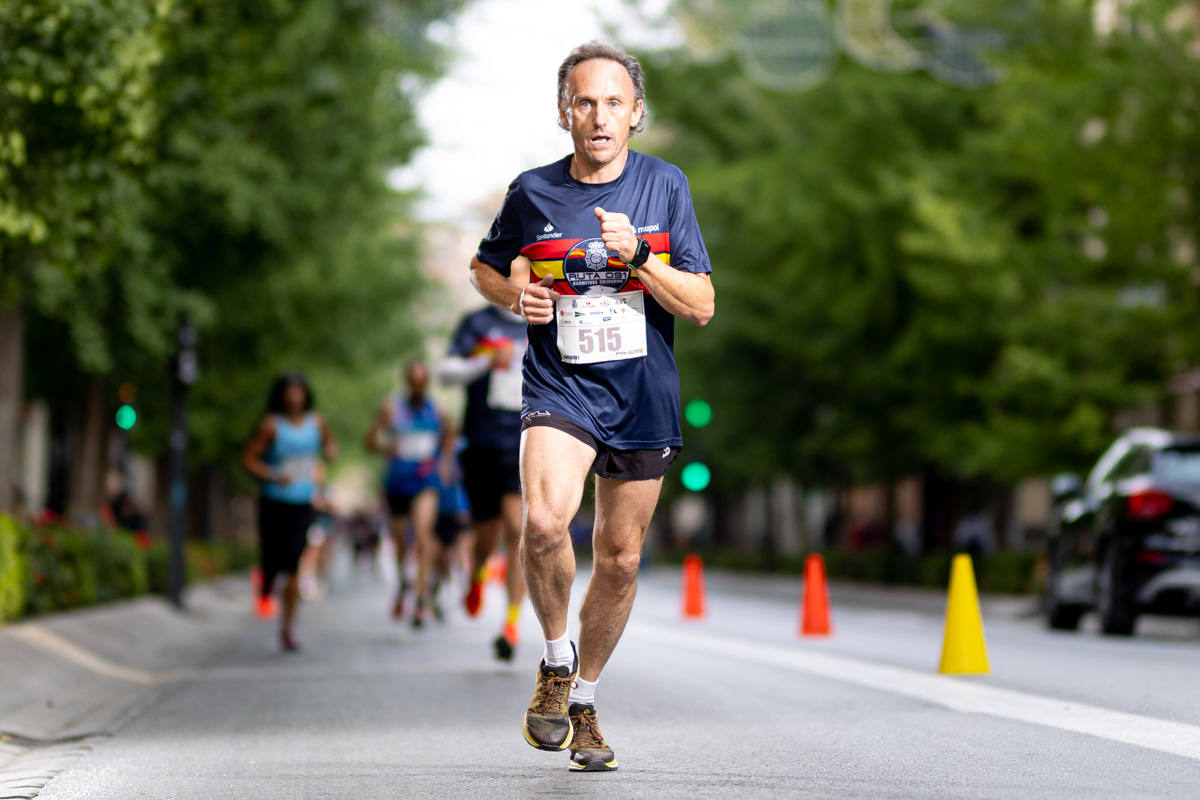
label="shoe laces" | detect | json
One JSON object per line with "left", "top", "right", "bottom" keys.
{"left": 531, "top": 672, "right": 573, "bottom": 714}
{"left": 571, "top": 709, "right": 606, "bottom": 750}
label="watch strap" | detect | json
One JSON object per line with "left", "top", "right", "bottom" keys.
{"left": 628, "top": 237, "right": 651, "bottom": 269}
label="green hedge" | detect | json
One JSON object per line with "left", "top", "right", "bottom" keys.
{"left": 0, "top": 514, "right": 25, "bottom": 622}
{"left": 0, "top": 512, "right": 254, "bottom": 623}
{"left": 658, "top": 546, "right": 1041, "bottom": 595}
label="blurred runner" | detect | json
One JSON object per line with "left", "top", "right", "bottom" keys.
{"left": 439, "top": 304, "right": 528, "bottom": 661}
{"left": 468, "top": 42, "right": 714, "bottom": 771}
{"left": 242, "top": 372, "right": 338, "bottom": 652}
{"left": 430, "top": 442, "right": 471, "bottom": 622}
{"left": 364, "top": 361, "right": 455, "bottom": 628}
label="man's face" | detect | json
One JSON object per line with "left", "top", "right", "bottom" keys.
{"left": 406, "top": 363, "right": 428, "bottom": 396}
{"left": 559, "top": 58, "right": 643, "bottom": 171}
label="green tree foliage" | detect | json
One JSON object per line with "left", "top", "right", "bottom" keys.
{"left": 135, "top": 0, "right": 462, "bottom": 474}
{"left": 648, "top": 0, "right": 1198, "bottom": 489}
{"left": 0, "top": 0, "right": 173, "bottom": 367}
{"left": 4, "top": 0, "right": 463, "bottom": 505}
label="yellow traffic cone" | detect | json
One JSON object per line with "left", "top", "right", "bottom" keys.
{"left": 938, "top": 554, "right": 990, "bottom": 674}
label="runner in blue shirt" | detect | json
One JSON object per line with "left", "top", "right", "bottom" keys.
{"left": 242, "top": 372, "right": 338, "bottom": 652}
{"left": 364, "top": 361, "right": 455, "bottom": 628}
{"left": 469, "top": 42, "right": 714, "bottom": 772}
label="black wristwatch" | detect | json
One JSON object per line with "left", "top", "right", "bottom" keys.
{"left": 627, "top": 237, "right": 651, "bottom": 269}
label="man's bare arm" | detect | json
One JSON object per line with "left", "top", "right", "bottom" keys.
{"left": 594, "top": 207, "right": 714, "bottom": 327}
{"left": 635, "top": 264, "right": 714, "bottom": 327}
{"left": 469, "top": 257, "right": 558, "bottom": 325}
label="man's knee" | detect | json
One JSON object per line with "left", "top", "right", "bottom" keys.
{"left": 595, "top": 546, "right": 641, "bottom": 584}
{"left": 522, "top": 501, "right": 572, "bottom": 556}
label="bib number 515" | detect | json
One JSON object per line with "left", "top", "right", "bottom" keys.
{"left": 578, "top": 328, "right": 622, "bottom": 354}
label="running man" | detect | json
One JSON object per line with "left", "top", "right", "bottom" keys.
{"left": 242, "top": 372, "right": 338, "bottom": 652}
{"left": 467, "top": 42, "right": 714, "bottom": 771}
{"left": 439, "top": 303, "right": 529, "bottom": 661}
{"left": 365, "top": 361, "right": 455, "bottom": 628}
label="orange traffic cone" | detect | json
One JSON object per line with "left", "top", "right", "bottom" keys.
{"left": 681, "top": 554, "right": 707, "bottom": 619}
{"left": 800, "top": 554, "right": 832, "bottom": 636}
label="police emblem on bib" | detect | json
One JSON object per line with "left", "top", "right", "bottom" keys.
{"left": 562, "top": 238, "right": 630, "bottom": 296}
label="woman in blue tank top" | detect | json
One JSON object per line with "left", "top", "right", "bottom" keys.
{"left": 365, "top": 361, "right": 454, "bottom": 627}
{"left": 242, "top": 372, "right": 337, "bottom": 652}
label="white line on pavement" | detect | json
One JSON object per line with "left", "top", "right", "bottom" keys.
{"left": 632, "top": 620, "right": 1200, "bottom": 762}
{"left": 9, "top": 626, "right": 162, "bottom": 686}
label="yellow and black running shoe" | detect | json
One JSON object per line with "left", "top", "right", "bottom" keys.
{"left": 568, "top": 703, "right": 618, "bottom": 772}
{"left": 522, "top": 644, "right": 577, "bottom": 751}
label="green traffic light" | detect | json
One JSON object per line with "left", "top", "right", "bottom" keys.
{"left": 685, "top": 399, "right": 712, "bottom": 428}
{"left": 115, "top": 404, "right": 137, "bottom": 430}
{"left": 681, "top": 462, "right": 711, "bottom": 492}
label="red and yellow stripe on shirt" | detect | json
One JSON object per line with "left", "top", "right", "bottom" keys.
{"left": 520, "top": 232, "right": 671, "bottom": 296}
{"left": 469, "top": 336, "right": 514, "bottom": 358}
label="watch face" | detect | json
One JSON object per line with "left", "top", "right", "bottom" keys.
{"left": 635, "top": 238, "right": 651, "bottom": 266}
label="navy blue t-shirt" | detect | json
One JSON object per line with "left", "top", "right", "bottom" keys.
{"left": 448, "top": 306, "right": 526, "bottom": 451}
{"left": 476, "top": 151, "right": 712, "bottom": 450}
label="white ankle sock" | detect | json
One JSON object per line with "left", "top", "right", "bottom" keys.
{"left": 544, "top": 632, "right": 573, "bottom": 667}
{"left": 568, "top": 676, "right": 597, "bottom": 707}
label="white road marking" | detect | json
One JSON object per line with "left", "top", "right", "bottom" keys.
{"left": 633, "top": 620, "right": 1200, "bottom": 762}
{"left": 9, "top": 626, "right": 162, "bottom": 686}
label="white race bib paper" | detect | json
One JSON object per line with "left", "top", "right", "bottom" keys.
{"left": 487, "top": 359, "right": 523, "bottom": 411}
{"left": 556, "top": 290, "right": 647, "bottom": 365}
{"left": 393, "top": 431, "right": 438, "bottom": 462}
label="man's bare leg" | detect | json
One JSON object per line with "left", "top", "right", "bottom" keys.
{"left": 409, "top": 487, "right": 439, "bottom": 623}
{"left": 470, "top": 517, "right": 501, "bottom": 581}
{"left": 388, "top": 515, "right": 409, "bottom": 619}
{"left": 519, "top": 426, "right": 594, "bottom": 751}
{"left": 577, "top": 475, "right": 662, "bottom": 682}
{"left": 500, "top": 492, "right": 527, "bottom": 607}
{"left": 519, "top": 426, "right": 594, "bottom": 644}
{"left": 281, "top": 573, "right": 301, "bottom": 650}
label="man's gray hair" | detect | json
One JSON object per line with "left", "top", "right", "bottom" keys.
{"left": 556, "top": 41, "right": 647, "bottom": 134}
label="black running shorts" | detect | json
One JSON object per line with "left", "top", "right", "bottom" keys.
{"left": 257, "top": 496, "right": 315, "bottom": 596}
{"left": 435, "top": 511, "right": 466, "bottom": 547}
{"left": 461, "top": 447, "right": 521, "bottom": 523}
{"left": 521, "top": 411, "right": 680, "bottom": 481}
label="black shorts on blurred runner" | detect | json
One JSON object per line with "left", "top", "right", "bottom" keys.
{"left": 461, "top": 446, "right": 521, "bottom": 522}
{"left": 257, "top": 496, "right": 314, "bottom": 595}
{"left": 521, "top": 411, "right": 680, "bottom": 481}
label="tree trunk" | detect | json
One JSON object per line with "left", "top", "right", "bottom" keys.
{"left": 68, "top": 376, "right": 109, "bottom": 521}
{"left": 0, "top": 306, "right": 24, "bottom": 512}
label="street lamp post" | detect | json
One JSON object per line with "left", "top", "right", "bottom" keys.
{"left": 167, "top": 316, "right": 197, "bottom": 608}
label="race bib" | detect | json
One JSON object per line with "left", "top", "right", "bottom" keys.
{"left": 393, "top": 431, "right": 438, "bottom": 462}
{"left": 280, "top": 455, "right": 317, "bottom": 485}
{"left": 556, "top": 291, "right": 647, "bottom": 365}
{"left": 487, "top": 359, "right": 523, "bottom": 411}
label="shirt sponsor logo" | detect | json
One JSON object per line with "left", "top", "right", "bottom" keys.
{"left": 637, "top": 223, "right": 660, "bottom": 234}
{"left": 537, "top": 221, "right": 562, "bottom": 241}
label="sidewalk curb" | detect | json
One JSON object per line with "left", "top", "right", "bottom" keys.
{"left": 0, "top": 575, "right": 253, "bottom": 745}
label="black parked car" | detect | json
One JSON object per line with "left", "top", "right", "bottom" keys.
{"left": 1044, "top": 427, "right": 1200, "bottom": 635}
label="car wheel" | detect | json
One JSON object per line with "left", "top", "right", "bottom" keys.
{"left": 1096, "top": 544, "right": 1136, "bottom": 636}
{"left": 1044, "top": 556, "right": 1083, "bottom": 631}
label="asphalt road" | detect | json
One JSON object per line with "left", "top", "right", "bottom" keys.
{"left": 32, "top": 550, "right": 1200, "bottom": 800}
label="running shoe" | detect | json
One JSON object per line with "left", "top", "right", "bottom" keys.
{"left": 411, "top": 599, "right": 425, "bottom": 630}
{"left": 463, "top": 571, "right": 485, "bottom": 617}
{"left": 255, "top": 595, "right": 278, "bottom": 620}
{"left": 280, "top": 631, "right": 301, "bottom": 653}
{"left": 568, "top": 703, "right": 618, "bottom": 772}
{"left": 494, "top": 622, "right": 518, "bottom": 662}
{"left": 391, "top": 581, "right": 409, "bottom": 621}
{"left": 522, "top": 644, "right": 577, "bottom": 751}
